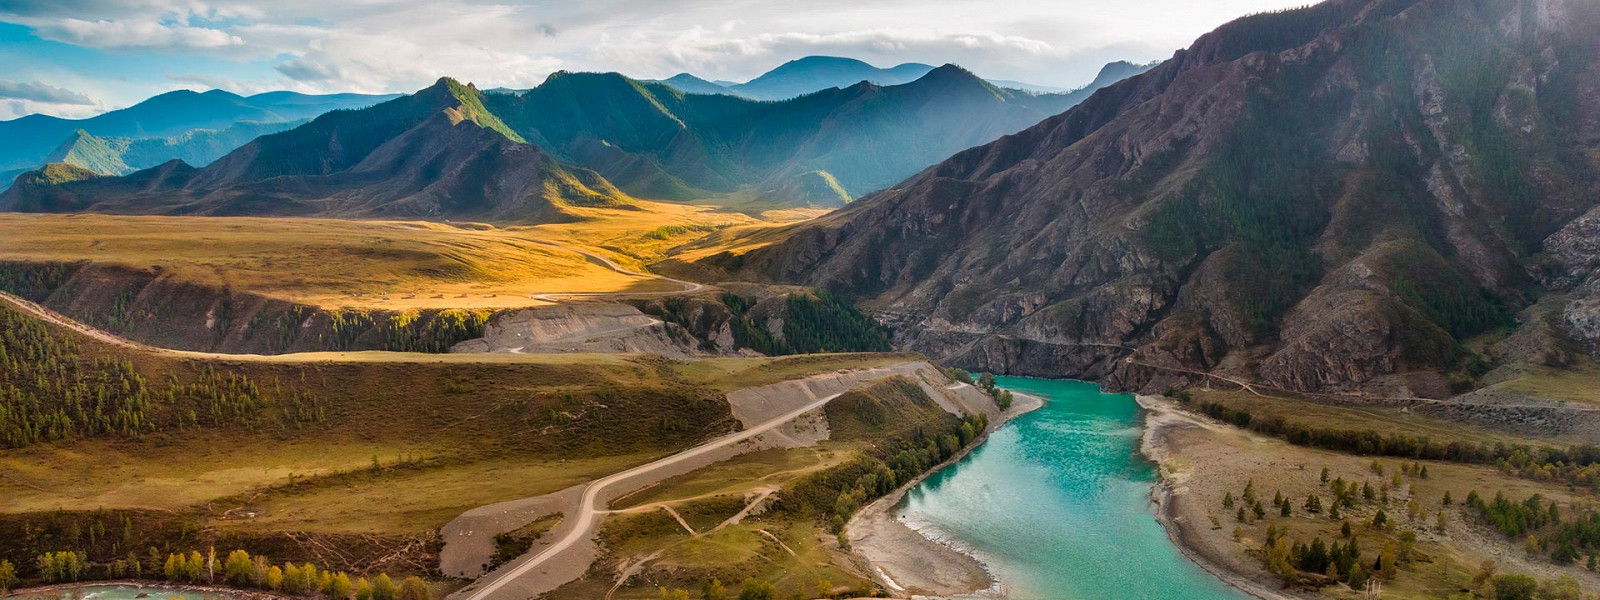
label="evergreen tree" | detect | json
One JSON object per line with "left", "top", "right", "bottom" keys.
{"left": 0, "top": 560, "right": 14, "bottom": 593}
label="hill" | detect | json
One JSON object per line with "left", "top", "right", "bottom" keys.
{"left": 689, "top": 0, "right": 1600, "bottom": 397}
{"left": 0, "top": 89, "right": 396, "bottom": 172}
{"left": 0, "top": 78, "right": 633, "bottom": 221}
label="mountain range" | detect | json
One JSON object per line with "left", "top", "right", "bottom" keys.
{"left": 2, "top": 61, "right": 1151, "bottom": 217}
{"left": 685, "top": 0, "right": 1600, "bottom": 397}
{"left": 647, "top": 55, "right": 1115, "bottom": 98}
{"left": 0, "top": 79, "right": 628, "bottom": 221}
{"left": 0, "top": 89, "right": 398, "bottom": 177}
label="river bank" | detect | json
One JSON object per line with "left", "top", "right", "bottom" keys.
{"left": 1135, "top": 394, "right": 1309, "bottom": 600}
{"left": 846, "top": 389, "right": 1047, "bottom": 597}
{"left": 3, "top": 581, "right": 290, "bottom": 600}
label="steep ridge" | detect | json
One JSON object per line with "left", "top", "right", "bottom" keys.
{"left": 0, "top": 78, "right": 631, "bottom": 220}
{"left": 694, "top": 0, "right": 1600, "bottom": 396}
{"left": 486, "top": 65, "right": 1097, "bottom": 206}
{"left": 0, "top": 89, "right": 396, "bottom": 172}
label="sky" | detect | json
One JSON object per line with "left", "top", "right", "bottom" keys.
{"left": 0, "top": 0, "right": 1314, "bottom": 120}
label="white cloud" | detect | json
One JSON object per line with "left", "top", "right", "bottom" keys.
{"left": 0, "top": 0, "right": 1315, "bottom": 113}
{"left": 26, "top": 17, "right": 244, "bottom": 50}
{"left": 0, "top": 79, "right": 94, "bottom": 104}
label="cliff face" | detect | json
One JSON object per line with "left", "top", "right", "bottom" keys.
{"left": 698, "top": 0, "right": 1600, "bottom": 395}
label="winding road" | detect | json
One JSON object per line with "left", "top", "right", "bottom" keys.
{"left": 455, "top": 386, "right": 853, "bottom": 600}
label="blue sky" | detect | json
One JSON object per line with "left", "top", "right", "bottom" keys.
{"left": 0, "top": 0, "right": 1312, "bottom": 120}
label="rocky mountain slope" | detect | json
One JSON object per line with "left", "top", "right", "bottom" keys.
{"left": 691, "top": 0, "right": 1600, "bottom": 396}
{"left": 0, "top": 79, "right": 631, "bottom": 221}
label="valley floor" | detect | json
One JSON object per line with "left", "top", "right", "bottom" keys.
{"left": 1139, "top": 393, "right": 1600, "bottom": 600}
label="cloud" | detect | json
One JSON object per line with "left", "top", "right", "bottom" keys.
{"left": 27, "top": 17, "right": 244, "bottom": 50}
{"left": 0, "top": 0, "right": 1314, "bottom": 113}
{"left": 275, "top": 57, "right": 345, "bottom": 83}
{"left": 0, "top": 79, "right": 94, "bottom": 104}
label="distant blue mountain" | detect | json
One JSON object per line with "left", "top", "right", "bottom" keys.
{"left": 0, "top": 89, "right": 399, "bottom": 172}
{"left": 651, "top": 55, "right": 1153, "bottom": 101}
{"left": 729, "top": 56, "right": 935, "bottom": 100}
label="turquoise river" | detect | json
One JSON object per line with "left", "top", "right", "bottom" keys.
{"left": 898, "top": 377, "right": 1252, "bottom": 600}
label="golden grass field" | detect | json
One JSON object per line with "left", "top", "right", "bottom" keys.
{"left": 0, "top": 337, "right": 915, "bottom": 537}
{"left": 0, "top": 198, "right": 816, "bottom": 310}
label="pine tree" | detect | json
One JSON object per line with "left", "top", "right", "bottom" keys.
{"left": 1223, "top": 491, "right": 1235, "bottom": 508}
{"left": 1305, "top": 494, "right": 1323, "bottom": 513}
{"left": 1442, "top": 490, "right": 1453, "bottom": 506}
{"left": 0, "top": 560, "right": 15, "bottom": 593}
{"left": 1321, "top": 467, "right": 1330, "bottom": 484}
{"left": 1253, "top": 500, "right": 1267, "bottom": 520}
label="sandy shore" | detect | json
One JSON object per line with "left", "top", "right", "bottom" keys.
{"left": 846, "top": 391, "right": 1046, "bottom": 598}
{"left": 1136, "top": 395, "right": 1309, "bottom": 600}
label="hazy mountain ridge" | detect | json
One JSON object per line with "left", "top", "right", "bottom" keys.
{"left": 0, "top": 78, "right": 630, "bottom": 220}
{"left": 692, "top": 0, "right": 1600, "bottom": 396}
{"left": 41, "top": 120, "right": 309, "bottom": 177}
{"left": 487, "top": 64, "right": 1109, "bottom": 206}
{"left": 649, "top": 55, "right": 1145, "bottom": 100}
{"left": 0, "top": 90, "right": 398, "bottom": 173}
{"left": 5, "top": 61, "right": 1150, "bottom": 216}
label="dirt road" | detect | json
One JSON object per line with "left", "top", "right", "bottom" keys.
{"left": 453, "top": 386, "right": 861, "bottom": 600}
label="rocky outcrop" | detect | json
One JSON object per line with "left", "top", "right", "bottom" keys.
{"left": 449, "top": 303, "right": 711, "bottom": 358}
{"left": 697, "top": 0, "right": 1600, "bottom": 396}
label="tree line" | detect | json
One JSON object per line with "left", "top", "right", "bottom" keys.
{"left": 1183, "top": 396, "right": 1600, "bottom": 489}
{"left": 4, "top": 546, "right": 429, "bottom": 600}
{"left": 0, "top": 304, "right": 326, "bottom": 448}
